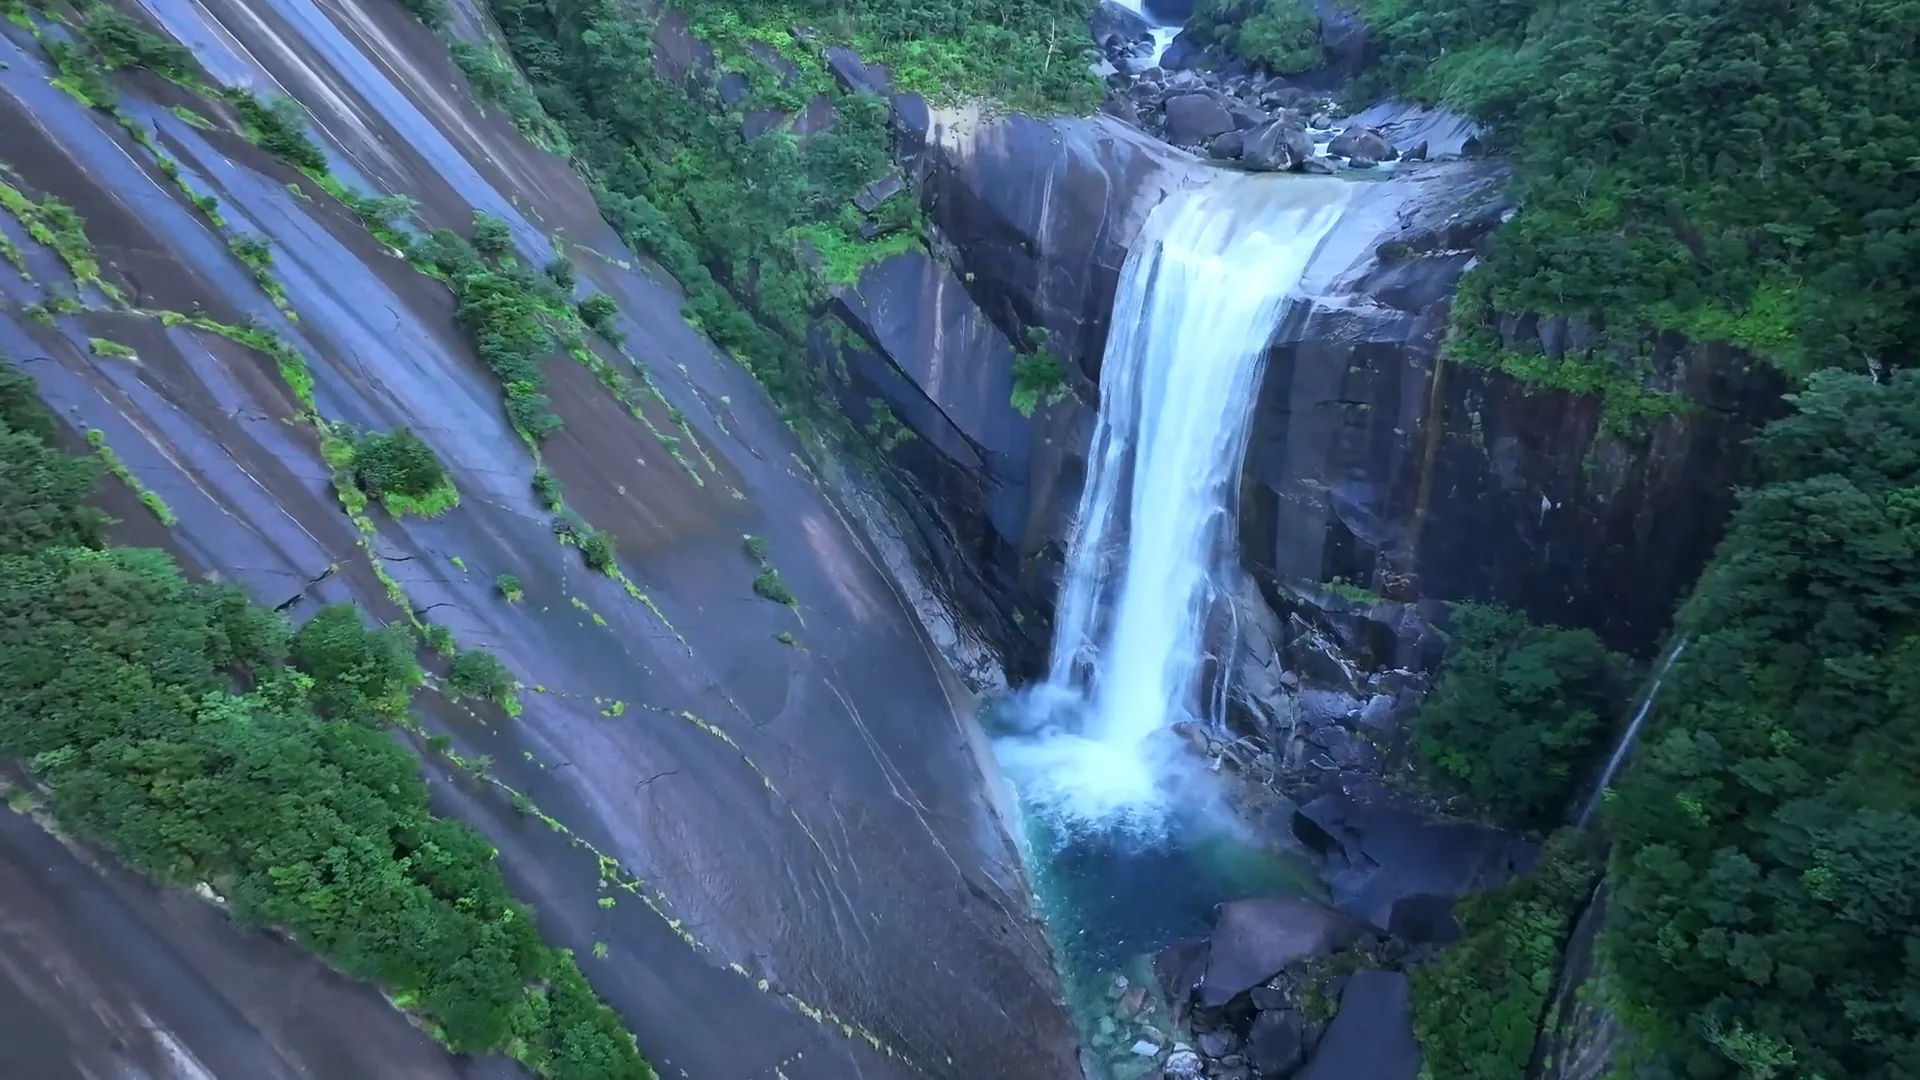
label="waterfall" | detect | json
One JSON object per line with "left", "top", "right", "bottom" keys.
{"left": 998, "top": 175, "right": 1350, "bottom": 834}
{"left": 1575, "top": 639, "right": 1687, "bottom": 828}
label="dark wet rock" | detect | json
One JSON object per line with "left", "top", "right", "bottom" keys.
{"left": 1160, "top": 31, "right": 1208, "bottom": 71}
{"left": 1156, "top": 938, "right": 1211, "bottom": 1005}
{"left": 825, "top": 45, "right": 892, "bottom": 96}
{"left": 1403, "top": 140, "right": 1429, "bottom": 162}
{"left": 1164, "top": 1048, "right": 1206, "bottom": 1078}
{"left": 1105, "top": 92, "right": 1144, "bottom": 126}
{"left": 854, "top": 174, "right": 907, "bottom": 213}
{"left": 1329, "top": 125, "right": 1395, "bottom": 162}
{"left": 717, "top": 72, "right": 750, "bottom": 107}
{"left": 1294, "top": 971, "right": 1420, "bottom": 1080}
{"left": 1241, "top": 119, "right": 1313, "bottom": 171}
{"left": 1163, "top": 92, "right": 1236, "bottom": 146}
{"left": 1293, "top": 794, "right": 1535, "bottom": 927}
{"left": 1247, "top": 1008, "right": 1308, "bottom": 1077}
{"left": 1209, "top": 129, "right": 1247, "bottom": 159}
{"left": 1228, "top": 99, "right": 1272, "bottom": 130}
{"left": 1248, "top": 983, "right": 1289, "bottom": 1011}
{"left": 1347, "top": 154, "right": 1379, "bottom": 169}
{"left": 1091, "top": 0, "right": 1154, "bottom": 46}
{"left": 1145, "top": 0, "right": 1197, "bottom": 19}
{"left": 1300, "top": 155, "right": 1337, "bottom": 175}
{"left": 1386, "top": 893, "right": 1463, "bottom": 946}
{"left": 1199, "top": 895, "right": 1373, "bottom": 1007}
{"left": 1199, "top": 1028, "right": 1243, "bottom": 1058}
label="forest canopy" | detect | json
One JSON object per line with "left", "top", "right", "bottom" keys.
{"left": 1353, "top": 0, "right": 1920, "bottom": 376}
{"left": 1599, "top": 369, "right": 1920, "bottom": 1080}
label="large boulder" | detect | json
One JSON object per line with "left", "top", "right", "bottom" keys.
{"left": 1163, "top": 92, "right": 1237, "bottom": 146}
{"left": 1328, "top": 124, "right": 1395, "bottom": 162}
{"left": 1090, "top": 0, "right": 1153, "bottom": 47}
{"left": 1199, "top": 895, "right": 1374, "bottom": 1007}
{"left": 1292, "top": 793, "right": 1535, "bottom": 927}
{"left": 1241, "top": 118, "right": 1314, "bottom": 171}
{"left": 1247, "top": 1008, "right": 1308, "bottom": 1076}
{"left": 1294, "top": 970, "right": 1421, "bottom": 1080}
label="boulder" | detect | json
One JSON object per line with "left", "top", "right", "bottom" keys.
{"left": 1241, "top": 119, "right": 1313, "bottom": 172}
{"left": 1164, "top": 1048, "right": 1206, "bottom": 1078}
{"left": 1159, "top": 30, "right": 1207, "bottom": 71}
{"left": 1347, "top": 155, "right": 1379, "bottom": 169}
{"left": 1198, "top": 1029, "right": 1242, "bottom": 1058}
{"left": 1090, "top": 0, "right": 1153, "bottom": 47}
{"left": 1144, "top": 0, "right": 1196, "bottom": 19}
{"left": 1162, "top": 92, "right": 1236, "bottom": 146}
{"left": 1247, "top": 1008, "right": 1307, "bottom": 1077}
{"left": 1199, "top": 895, "right": 1373, "bottom": 1007}
{"left": 1329, "top": 125, "right": 1396, "bottom": 162}
{"left": 1294, "top": 971, "right": 1420, "bottom": 1080}
{"left": 1291, "top": 794, "right": 1534, "bottom": 927}
{"left": 1208, "top": 129, "right": 1247, "bottom": 159}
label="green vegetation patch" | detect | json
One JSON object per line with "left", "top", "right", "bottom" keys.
{"left": 350, "top": 426, "right": 459, "bottom": 519}
{"left": 1599, "top": 368, "right": 1920, "bottom": 1080}
{"left": 0, "top": 179, "right": 124, "bottom": 303}
{"left": 1412, "top": 835, "right": 1601, "bottom": 1080}
{"left": 1414, "top": 602, "right": 1625, "bottom": 830}
{"left": 447, "top": 648, "right": 523, "bottom": 717}
{"left": 1189, "top": 0, "right": 1325, "bottom": 75}
{"left": 1009, "top": 347, "right": 1069, "bottom": 417}
{"left": 84, "top": 428, "right": 177, "bottom": 526}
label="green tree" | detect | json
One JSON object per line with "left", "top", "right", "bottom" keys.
{"left": 352, "top": 426, "right": 458, "bottom": 517}
{"left": 1416, "top": 603, "right": 1625, "bottom": 829}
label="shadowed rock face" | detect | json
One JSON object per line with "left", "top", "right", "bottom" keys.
{"left": 0, "top": 2, "right": 1076, "bottom": 1077}
{"left": 1243, "top": 133, "right": 1790, "bottom": 656}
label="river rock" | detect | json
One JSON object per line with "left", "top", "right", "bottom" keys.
{"left": 1247, "top": 1008, "right": 1308, "bottom": 1077}
{"left": 1294, "top": 970, "right": 1420, "bottom": 1080}
{"left": 1208, "top": 129, "right": 1247, "bottom": 159}
{"left": 1240, "top": 119, "right": 1313, "bottom": 172}
{"left": 1291, "top": 793, "right": 1535, "bottom": 927}
{"left": 1199, "top": 895, "right": 1373, "bottom": 1007}
{"left": 1347, "top": 155, "right": 1379, "bottom": 169}
{"left": 1301, "top": 155, "right": 1337, "bottom": 175}
{"left": 1164, "top": 1048, "right": 1205, "bottom": 1078}
{"left": 1159, "top": 30, "right": 1207, "bottom": 70}
{"left": 1329, "top": 125, "right": 1395, "bottom": 162}
{"left": 1198, "top": 1028, "right": 1242, "bottom": 1058}
{"left": 1090, "top": 0, "right": 1153, "bottom": 47}
{"left": 1163, "top": 92, "right": 1236, "bottom": 146}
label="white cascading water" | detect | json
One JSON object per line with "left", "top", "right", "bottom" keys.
{"left": 998, "top": 174, "right": 1351, "bottom": 834}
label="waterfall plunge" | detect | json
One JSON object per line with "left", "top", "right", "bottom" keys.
{"left": 998, "top": 175, "right": 1350, "bottom": 835}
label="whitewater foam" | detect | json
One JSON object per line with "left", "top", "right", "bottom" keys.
{"left": 996, "top": 174, "right": 1350, "bottom": 835}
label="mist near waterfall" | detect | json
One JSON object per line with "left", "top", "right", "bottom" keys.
{"left": 994, "top": 175, "right": 1350, "bottom": 841}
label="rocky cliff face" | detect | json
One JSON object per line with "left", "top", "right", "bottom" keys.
{"left": 0, "top": 2, "right": 1074, "bottom": 1077}
{"left": 824, "top": 77, "right": 1782, "bottom": 670}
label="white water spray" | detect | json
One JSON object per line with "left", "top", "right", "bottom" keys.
{"left": 1576, "top": 639, "right": 1687, "bottom": 827}
{"left": 998, "top": 175, "right": 1350, "bottom": 833}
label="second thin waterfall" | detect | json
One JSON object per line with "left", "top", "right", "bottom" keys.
{"left": 999, "top": 175, "right": 1350, "bottom": 834}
